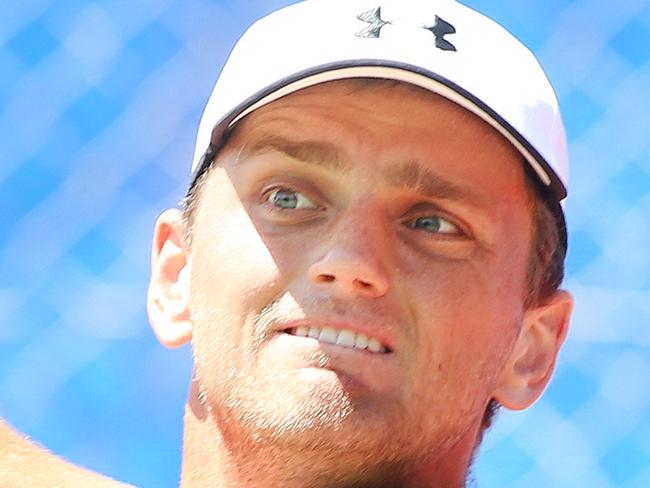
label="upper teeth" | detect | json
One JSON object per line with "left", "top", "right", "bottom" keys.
{"left": 289, "top": 326, "right": 388, "bottom": 354}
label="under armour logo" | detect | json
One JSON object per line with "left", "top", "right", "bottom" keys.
{"left": 356, "top": 7, "right": 391, "bottom": 39}
{"left": 355, "top": 7, "right": 457, "bottom": 52}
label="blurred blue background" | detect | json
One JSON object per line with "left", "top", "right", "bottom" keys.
{"left": 1, "top": 0, "right": 649, "bottom": 486}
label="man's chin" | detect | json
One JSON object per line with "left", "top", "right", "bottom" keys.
{"left": 227, "top": 372, "right": 394, "bottom": 442}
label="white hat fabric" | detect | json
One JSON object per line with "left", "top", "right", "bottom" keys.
{"left": 192, "top": 0, "right": 569, "bottom": 202}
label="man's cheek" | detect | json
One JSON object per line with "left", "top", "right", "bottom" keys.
{"left": 193, "top": 222, "right": 281, "bottom": 299}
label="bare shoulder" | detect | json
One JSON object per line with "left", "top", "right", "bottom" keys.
{"left": 0, "top": 419, "right": 134, "bottom": 487}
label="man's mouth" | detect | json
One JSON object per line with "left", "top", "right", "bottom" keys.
{"left": 284, "top": 326, "right": 391, "bottom": 354}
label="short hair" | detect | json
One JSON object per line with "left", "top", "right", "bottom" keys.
{"left": 479, "top": 179, "right": 566, "bottom": 440}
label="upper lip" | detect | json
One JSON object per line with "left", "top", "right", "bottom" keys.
{"left": 278, "top": 317, "right": 397, "bottom": 353}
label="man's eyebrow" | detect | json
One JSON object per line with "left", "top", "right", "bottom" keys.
{"left": 382, "top": 160, "right": 489, "bottom": 206}
{"left": 238, "top": 135, "right": 488, "bottom": 206}
{"left": 239, "top": 134, "right": 350, "bottom": 172}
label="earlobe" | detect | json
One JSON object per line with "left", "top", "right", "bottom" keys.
{"left": 493, "top": 290, "right": 573, "bottom": 410}
{"left": 147, "top": 208, "right": 193, "bottom": 348}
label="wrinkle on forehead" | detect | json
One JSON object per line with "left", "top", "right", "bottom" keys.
{"left": 232, "top": 130, "right": 492, "bottom": 209}
{"left": 240, "top": 133, "right": 348, "bottom": 172}
{"left": 382, "top": 160, "right": 490, "bottom": 207}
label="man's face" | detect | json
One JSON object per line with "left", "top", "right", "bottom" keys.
{"left": 187, "top": 80, "right": 534, "bottom": 464}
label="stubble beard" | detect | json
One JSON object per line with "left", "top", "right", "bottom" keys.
{"left": 192, "top": 345, "right": 473, "bottom": 487}
{"left": 189, "top": 298, "right": 479, "bottom": 487}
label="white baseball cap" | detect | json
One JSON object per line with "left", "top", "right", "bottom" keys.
{"left": 191, "top": 0, "right": 569, "bottom": 203}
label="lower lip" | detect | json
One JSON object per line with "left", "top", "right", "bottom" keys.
{"left": 268, "top": 331, "right": 398, "bottom": 392}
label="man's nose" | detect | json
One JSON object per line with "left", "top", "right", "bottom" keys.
{"left": 307, "top": 218, "right": 391, "bottom": 299}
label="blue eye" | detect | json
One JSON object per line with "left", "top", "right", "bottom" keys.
{"left": 266, "top": 188, "right": 317, "bottom": 210}
{"left": 410, "top": 216, "right": 458, "bottom": 234}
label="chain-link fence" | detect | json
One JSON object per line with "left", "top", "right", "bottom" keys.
{"left": 1, "top": 1, "right": 649, "bottom": 486}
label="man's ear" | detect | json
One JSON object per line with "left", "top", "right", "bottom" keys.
{"left": 493, "top": 290, "right": 573, "bottom": 410}
{"left": 147, "top": 208, "right": 193, "bottom": 348}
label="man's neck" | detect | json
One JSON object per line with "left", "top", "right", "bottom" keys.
{"left": 180, "top": 402, "right": 478, "bottom": 487}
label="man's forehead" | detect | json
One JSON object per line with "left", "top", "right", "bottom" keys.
{"left": 217, "top": 84, "right": 525, "bottom": 211}
{"left": 232, "top": 78, "right": 496, "bottom": 138}
{"left": 230, "top": 79, "right": 517, "bottom": 158}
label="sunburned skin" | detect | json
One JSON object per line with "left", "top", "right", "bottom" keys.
{"left": 146, "top": 80, "right": 572, "bottom": 487}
